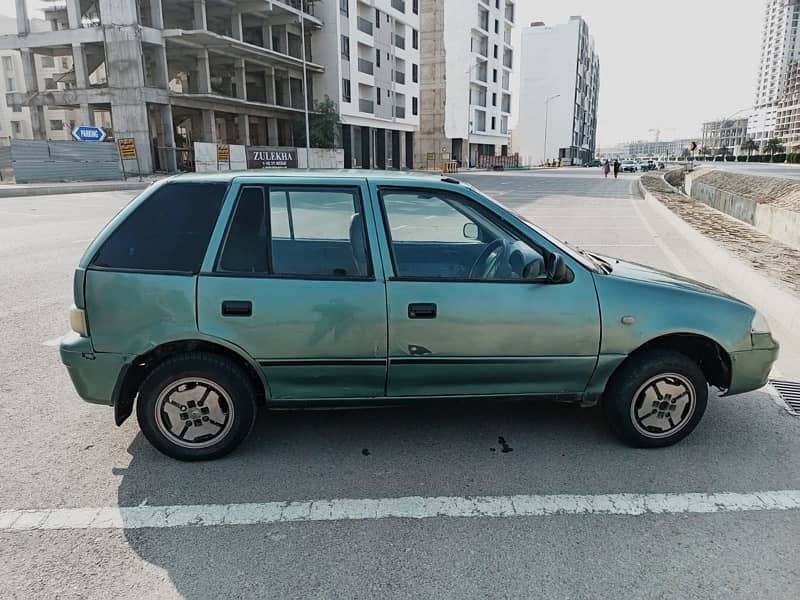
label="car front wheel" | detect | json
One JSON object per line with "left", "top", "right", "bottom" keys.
{"left": 603, "top": 350, "right": 708, "bottom": 448}
{"left": 136, "top": 352, "right": 258, "bottom": 460}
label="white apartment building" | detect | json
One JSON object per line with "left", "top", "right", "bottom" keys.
{"left": 749, "top": 0, "right": 800, "bottom": 149}
{"left": 515, "top": 16, "right": 599, "bottom": 166}
{"left": 417, "top": 0, "right": 516, "bottom": 168}
{"left": 316, "top": 0, "right": 420, "bottom": 168}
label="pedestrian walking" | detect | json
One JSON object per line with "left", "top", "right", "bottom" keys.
{"left": 613, "top": 159, "right": 621, "bottom": 179}
{"left": 603, "top": 159, "right": 610, "bottom": 178}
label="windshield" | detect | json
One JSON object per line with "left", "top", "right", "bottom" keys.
{"left": 468, "top": 184, "right": 605, "bottom": 273}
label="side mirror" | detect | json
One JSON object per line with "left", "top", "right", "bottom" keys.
{"left": 547, "top": 253, "right": 569, "bottom": 283}
{"left": 462, "top": 222, "right": 479, "bottom": 240}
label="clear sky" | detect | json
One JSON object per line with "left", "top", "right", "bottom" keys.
{"left": 1, "top": 0, "right": 767, "bottom": 146}
{"left": 516, "top": 0, "right": 766, "bottom": 146}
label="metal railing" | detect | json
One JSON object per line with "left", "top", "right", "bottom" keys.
{"left": 359, "top": 99, "right": 375, "bottom": 113}
{"left": 394, "top": 106, "right": 406, "bottom": 118}
{"left": 394, "top": 34, "right": 405, "bottom": 49}
{"left": 358, "top": 58, "right": 374, "bottom": 75}
{"left": 391, "top": 0, "right": 406, "bottom": 13}
{"left": 394, "top": 70, "right": 405, "bottom": 85}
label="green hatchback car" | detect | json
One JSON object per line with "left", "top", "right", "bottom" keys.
{"left": 61, "top": 171, "right": 779, "bottom": 460}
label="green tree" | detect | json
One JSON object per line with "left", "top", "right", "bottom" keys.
{"left": 764, "top": 137, "right": 785, "bottom": 161}
{"left": 292, "top": 95, "right": 340, "bottom": 149}
{"left": 740, "top": 138, "right": 758, "bottom": 161}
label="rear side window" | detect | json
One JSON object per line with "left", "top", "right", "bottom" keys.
{"left": 91, "top": 182, "right": 227, "bottom": 273}
{"left": 217, "top": 185, "right": 371, "bottom": 278}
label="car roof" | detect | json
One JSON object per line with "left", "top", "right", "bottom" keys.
{"left": 167, "top": 169, "right": 450, "bottom": 184}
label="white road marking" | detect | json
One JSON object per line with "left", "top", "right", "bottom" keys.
{"left": 2, "top": 490, "right": 799, "bottom": 532}
{"left": 391, "top": 225, "right": 409, "bottom": 231}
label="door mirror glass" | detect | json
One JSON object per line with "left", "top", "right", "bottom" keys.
{"left": 462, "top": 222, "right": 479, "bottom": 240}
{"left": 547, "top": 253, "right": 569, "bottom": 283}
{"left": 522, "top": 256, "right": 545, "bottom": 280}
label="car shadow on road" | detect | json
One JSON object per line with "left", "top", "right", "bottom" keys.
{"left": 115, "top": 390, "right": 796, "bottom": 598}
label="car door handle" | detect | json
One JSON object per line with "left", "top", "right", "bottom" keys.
{"left": 221, "top": 300, "right": 252, "bottom": 317}
{"left": 408, "top": 303, "right": 437, "bottom": 319}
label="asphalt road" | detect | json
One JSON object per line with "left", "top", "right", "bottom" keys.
{"left": 1, "top": 169, "right": 798, "bottom": 599}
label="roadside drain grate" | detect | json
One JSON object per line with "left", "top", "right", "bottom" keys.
{"left": 769, "top": 379, "right": 800, "bottom": 414}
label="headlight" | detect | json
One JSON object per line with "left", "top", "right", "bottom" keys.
{"left": 751, "top": 311, "right": 771, "bottom": 334}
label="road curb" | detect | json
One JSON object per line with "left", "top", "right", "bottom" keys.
{"left": 0, "top": 181, "right": 153, "bottom": 198}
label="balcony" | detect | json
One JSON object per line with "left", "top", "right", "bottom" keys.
{"left": 391, "top": 0, "right": 406, "bottom": 13}
{"left": 395, "top": 105, "right": 406, "bottom": 118}
{"left": 357, "top": 16, "right": 373, "bottom": 35}
{"left": 358, "top": 58, "right": 374, "bottom": 75}
{"left": 359, "top": 99, "right": 375, "bottom": 113}
{"left": 394, "top": 70, "right": 405, "bottom": 85}
{"left": 394, "top": 34, "right": 406, "bottom": 49}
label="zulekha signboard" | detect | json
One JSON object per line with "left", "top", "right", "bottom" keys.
{"left": 247, "top": 147, "right": 299, "bottom": 169}
{"left": 72, "top": 125, "right": 106, "bottom": 142}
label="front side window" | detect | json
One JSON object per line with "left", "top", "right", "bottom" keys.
{"left": 91, "top": 182, "right": 228, "bottom": 273}
{"left": 380, "top": 189, "right": 544, "bottom": 281}
{"left": 218, "top": 186, "right": 371, "bottom": 279}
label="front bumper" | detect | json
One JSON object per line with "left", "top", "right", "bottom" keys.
{"left": 60, "top": 333, "right": 129, "bottom": 406}
{"left": 726, "top": 334, "right": 780, "bottom": 396}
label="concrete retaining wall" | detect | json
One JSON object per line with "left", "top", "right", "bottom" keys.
{"left": 685, "top": 168, "right": 800, "bottom": 250}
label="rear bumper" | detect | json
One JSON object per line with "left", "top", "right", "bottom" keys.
{"left": 60, "top": 333, "right": 129, "bottom": 406}
{"left": 726, "top": 336, "right": 780, "bottom": 396}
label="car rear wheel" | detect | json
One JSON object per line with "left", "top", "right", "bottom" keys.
{"left": 603, "top": 350, "right": 708, "bottom": 448}
{"left": 136, "top": 352, "right": 258, "bottom": 461}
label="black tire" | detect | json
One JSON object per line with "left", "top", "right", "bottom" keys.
{"left": 603, "top": 350, "right": 708, "bottom": 448}
{"left": 136, "top": 352, "right": 258, "bottom": 461}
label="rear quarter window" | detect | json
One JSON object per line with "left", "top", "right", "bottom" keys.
{"left": 91, "top": 182, "right": 228, "bottom": 273}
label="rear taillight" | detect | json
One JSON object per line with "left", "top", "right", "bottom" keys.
{"left": 69, "top": 305, "right": 88, "bottom": 337}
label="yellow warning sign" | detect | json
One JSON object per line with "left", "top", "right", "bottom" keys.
{"left": 217, "top": 144, "right": 231, "bottom": 162}
{"left": 118, "top": 138, "right": 137, "bottom": 160}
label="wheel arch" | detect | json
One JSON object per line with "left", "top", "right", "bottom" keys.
{"left": 114, "top": 337, "right": 269, "bottom": 426}
{"left": 607, "top": 333, "right": 732, "bottom": 394}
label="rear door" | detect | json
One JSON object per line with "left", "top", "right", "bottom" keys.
{"left": 197, "top": 178, "right": 388, "bottom": 401}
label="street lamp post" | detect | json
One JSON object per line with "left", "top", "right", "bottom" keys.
{"left": 543, "top": 94, "right": 560, "bottom": 165}
{"left": 299, "top": 8, "right": 311, "bottom": 170}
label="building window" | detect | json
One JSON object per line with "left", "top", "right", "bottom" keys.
{"left": 412, "top": 28, "right": 418, "bottom": 49}
{"left": 412, "top": 96, "right": 418, "bottom": 115}
{"left": 340, "top": 0, "right": 348, "bottom": 16}
{"left": 44, "top": 77, "right": 57, "bottom": 90}
{"left": 376, "top": 8, "right": 381, "bottom": 27}
{"left": 492, "top": 69, "right": 497, "bottom": 83}
{"left": 491, "top": 116, "right": 496, "bottom": 130}
{"left": 413, "top": 0, "right": 419, "bottom": 14}
{"left": 12, "top": 104, "right": 21, "bottom": 113}
{"left": 493, "top": 45, "right": 498, "bottom": 58}
{"left": 492, "top": 92, "right": 496, "bottom": 106}
{"left": 376, "top": 49, "right": 381, "bottom": 67}
{"left": 377, "top": 86, "right": 381, "bottom": 105}
{"left": 341, "top": 35, "right": 350, "bottom": 59}
{"left": 494, "top": 19, "right": 499, "bottom": 34}
{"left": 41, "top": 55, "right": 55, "bottom": 68}
{"left": 49, "top": 119, "right": 64, "bottom": 131}
{"left": 412, "top": 63, "right": 418, "bottom": 83}
{"left": 342, "top": 78, "right": 351, "bottom": 102}
{"left": 11, "top": 121, "right": 22, "bottom": 136}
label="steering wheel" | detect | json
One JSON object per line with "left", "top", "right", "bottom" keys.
{"left": 469, "top": 239, "right": 510, "bottom": 279}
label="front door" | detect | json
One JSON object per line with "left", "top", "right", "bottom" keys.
{"left": 374, "top": 185, "right": 601, "bottom": 398}
{"left": 198, "top": 180, "right": 387, "bottom": 400}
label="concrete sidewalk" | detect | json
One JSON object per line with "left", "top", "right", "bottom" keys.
{"left": 0, "top": 178, "right": 160, "bottom": 198}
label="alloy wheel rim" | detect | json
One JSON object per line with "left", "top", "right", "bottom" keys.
{"left": 630, "top": 373, "right": 696, "bottom": 439}
{"left": 154, "top": 377, "right": 234, "bottom": 449}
